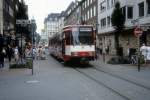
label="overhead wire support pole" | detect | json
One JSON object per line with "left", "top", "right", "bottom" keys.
{"left": 132, "top": 18, "right": 143, "bottom": 72}
{"left": 138, "top": 35, "right": 141, "bottom": 72}
{"left": 31, "top": 21, "right": 34, "bottom": 75}
{"left": 31, "top": 19, "right": 36, "bottom": 75}
{"left": 134, "top": 26, "right": 143, "bottom": 72}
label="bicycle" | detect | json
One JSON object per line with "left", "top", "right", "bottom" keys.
{"left": 131, "top": 55, "right": 137, "bottom": 64}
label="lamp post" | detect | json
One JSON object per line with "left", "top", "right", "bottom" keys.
{"left": 131, "top": 19, "right": 143, "bottom": 72}
{"left": 31, "top": 19, "right": 36, "bottom": 75}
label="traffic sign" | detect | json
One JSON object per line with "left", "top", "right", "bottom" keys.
{"left": 134, "top": 26, "right": 143, "bottom": 38}
{"left": 16, "top": 20, "right": 31, "bottom": 25}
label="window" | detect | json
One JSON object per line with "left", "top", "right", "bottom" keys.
{"left": 87, "top": 10, "right": 90, "bottom": 19}
{"left": 85, "top": 1, "right": 86, "bottom": 8}
{"left": 121, "top": 6, "right": 126, "bottom": 19}
{"left": 89, "top": 0, "right": 91, "bottom": 4}
{"left": 147, "top": 0, "right": 150, "bottom": 14}
{"left": 79, "top": 28, "right": 93, "bottom": 45}
{"left": 85, "top": 13, "right": 87, "bottom": 21}
{"left": 87, "top": 0, "right": 89, "bottom": 6}
{"left": 92, "top": 7, "right": 94, "bottom": 17}
{"left": 127, "top": 6, "right": 133, "bottom": 19}
{"left": 65, "top": 32, "right": 72, "bottom": 45}
{"left": 101, "top": 18, "right": 106, "bottom": 28}
{"left": 82, "top": 3, "right": 84, "bottom": 10}
{"left": 107, "top": 0, "right": 110, "bottom": 9}
{"left": 9, "top": 6, "right": 14, "bottom": 17}
{"left": 90, "top": 8, "right": 93, "bottom": 18}
{"left": 138, "top": 2, "right": 144, "bottom": 17}
{"left": 107, "top": 16, "right": 111, "bottom": 26}
{"left": 100, "top": 0, "right": 106, "bottom": 12}
{"left": 94, "top": 6, "right": 96, "bottom": 16}
{"left": 111, "top": 0, "right": 115, "bottom": 7}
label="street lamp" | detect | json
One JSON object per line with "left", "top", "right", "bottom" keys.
{"left": 30, "top": 19, "right": 36, "bottom": 75}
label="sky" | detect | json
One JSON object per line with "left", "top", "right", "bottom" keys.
{"left": 24, "top": 0, "right": 74, "bottom": 33}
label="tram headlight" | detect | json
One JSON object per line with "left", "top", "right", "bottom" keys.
{"left": 89, "top": 52, "right": 95, "bottom": 56}
{"left": 89, "top": 52, "right": 93, "bottom": 56}
{"left": 71, "top": 52, "right": 78, "bottom": 56}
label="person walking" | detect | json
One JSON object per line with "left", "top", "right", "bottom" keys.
{"left": 6, "top": 45, "right": 13, "bottom": 63}
{"left": 38, "top": 46, "right": 42, "bottom": 60}
{"left": 32, "top": 47, "right": 37, "bottom": 60}
{"left": 0, "top": 48, "right": 6, "bottom": 68}
{"left": 14, "top": 46, "right": 19, "bottom": 64}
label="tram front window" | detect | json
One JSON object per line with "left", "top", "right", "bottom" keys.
{"left": 72, "top": 27, "right": 93, "bottom": 45}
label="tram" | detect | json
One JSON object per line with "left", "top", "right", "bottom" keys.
{"left": 49, "top": 25, "right": 96, "bottom": 63}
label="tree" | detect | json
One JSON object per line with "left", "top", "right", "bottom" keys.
{"left": 111, "top": 1, "right": 125, "bottom": 56}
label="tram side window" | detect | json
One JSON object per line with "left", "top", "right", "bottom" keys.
{"left": 65, "top": 32, "right": 72, "bottom": 45}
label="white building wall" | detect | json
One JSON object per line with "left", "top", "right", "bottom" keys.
{"left": 98, "top": 0, "right": 116, "bottom": 34}
{"left": 124, "top": 0, "right": 150, "bottom": 28}
{"left": 98, "top": 0, "right": 150, "bottom": 34}
{"left": 58, "top": 17, "right": 64, "bottom": 35}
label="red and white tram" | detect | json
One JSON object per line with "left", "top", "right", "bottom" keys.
{"left": 49, "top": 25, "right": 96, "bottom": 63}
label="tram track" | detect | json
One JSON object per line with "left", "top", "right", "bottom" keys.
{"left": 91, "top": 66, "right": 150, "bottom": 91}
{"left": 72, "top": 64, "right": 150, "bottom": 100}
{"left": 50, "top": 54, "right": 150, "bottom": 100}
{"left": 74, "top": 68, "right": 130, "bottom": 100}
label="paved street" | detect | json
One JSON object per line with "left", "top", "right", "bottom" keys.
{"left": 0, "top": 55, "right": 150, "bottom": 100}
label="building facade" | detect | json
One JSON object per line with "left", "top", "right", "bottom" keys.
{"left": 64, "top": 1, "right": 80, "bottom": 25}
{"left": 80, "top": 0, "right": 97, "bottom": 26}
{"left": 0, "top": 0, "right": 20, "bottom": 46}
{"left": 64, "top": 0, "right": 97, "bottom": 26}
{"left": 40, "top": 29, "right": 48, "bottom": 46}
{"left": 97, "top": 0, "right": 150, "bottom": 55}
{"left": 0, "top": 0, "right": 16, "bottom": 35}
{"left": 58, "top": 11, "right": 65, "bottom": 35}
{"left": 3, "top": 0, "right": 15, "bottom": 34}
{"left": 44, "top": 13, "right": 60, "bottom": 38}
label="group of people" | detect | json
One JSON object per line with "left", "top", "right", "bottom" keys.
{"left": 0, "top": 45, "right": 19, "bottom": 68}
{"left": 0, "top": 44, "right": 49, "bottom": 68}
{"left": 24, "top": 45, "right": 47, "bottom": 60}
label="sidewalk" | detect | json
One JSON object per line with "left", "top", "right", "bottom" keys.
{"left": 91, "top": 54, "right": 150, "bottom": 89}
{"left": 0, "top": 58, "right": 31, "bottom": 75}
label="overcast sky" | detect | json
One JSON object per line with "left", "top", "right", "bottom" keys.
{"left": 24, "top": 0, "right": 74, "bottom": 33}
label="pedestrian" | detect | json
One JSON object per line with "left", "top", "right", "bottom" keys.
{"left": 14, "top": 46, "right": 19, "bottom": 64}
{"left": 105, "top": 46, "right": 109, "bottom": 55}
{"left": 32, "top": 47, "right": 37, "bottom": 60}
{"left": 38, "top": 46, "right": 42, "bottom": 59}
{"left": 0, "top": 48, "right": 6, "bottom": 68}
{"left": 6, "top": 45, "right": 13, "bottom": 63}
{"left": 140, "top": 43, "right": 148, "bottom": 63}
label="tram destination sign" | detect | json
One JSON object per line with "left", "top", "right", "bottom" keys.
{"left": 80, "top": 27, "right": 92, "bottom": 32}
